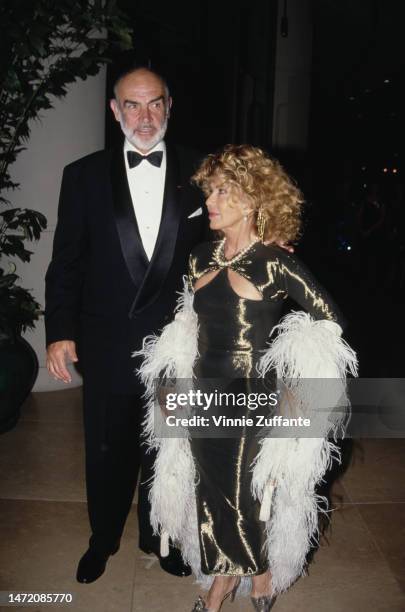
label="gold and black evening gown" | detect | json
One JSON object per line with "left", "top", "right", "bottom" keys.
{"left": 187, "top": 240, "right": 343, "bottom": 577}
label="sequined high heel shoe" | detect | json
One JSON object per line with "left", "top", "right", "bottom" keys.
{"left": 191, "top": 577, "right": 241, "bottom": 611}
{"left": 250, "top": 594, "right": 277, "bottom": 611}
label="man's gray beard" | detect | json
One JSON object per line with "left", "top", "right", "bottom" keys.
{"left": 121, "top": 115, "right": 168, "bottom": 151}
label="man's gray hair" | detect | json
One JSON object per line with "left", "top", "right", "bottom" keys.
{"left": 112, "top": 67, "right": 170, "bottom": 101}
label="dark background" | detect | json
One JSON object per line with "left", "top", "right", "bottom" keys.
{"left": 106, "top": 0, "right": 405, "bottom": 377}
{"left": 106, "top": 0, "right": 278, "bottom": 151}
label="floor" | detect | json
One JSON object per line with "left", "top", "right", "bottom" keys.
{"left": 0, "top": 388, "right": 404, "bottom": 612}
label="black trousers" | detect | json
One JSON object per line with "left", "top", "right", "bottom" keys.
{"left": 82, "top": 381, "right": 160, "bottom": 555}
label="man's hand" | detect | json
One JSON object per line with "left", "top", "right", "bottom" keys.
{"left": 46, "top": 340, "right": 78, "bottom": 383}
{"left": 264, "top": 240, "right": 295, "bottom": 253}
{"left": 276, "top": 241, "right": 294, "bottom": 253}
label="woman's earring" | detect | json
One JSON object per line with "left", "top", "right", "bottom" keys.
{"left": 257, "top": 208, "right": 266, "bottom": 241}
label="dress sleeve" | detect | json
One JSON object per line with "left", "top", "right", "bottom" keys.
{"left": 187, "top": 252, "right": 198, "bottom": 291}
{"left": 273, "top": 250, "right": 346, "bottom": 330}
{"left": 187, "top": 241, "right": 217, "bottom": 292}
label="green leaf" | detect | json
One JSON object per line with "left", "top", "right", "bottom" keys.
{"left": 0, "top": 1, "right": 132, "bottom": 335}
{"left": 0, "top": 273, "right": 18, "bottom": 288}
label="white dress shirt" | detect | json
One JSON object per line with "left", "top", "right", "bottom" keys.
{"left": 124, "top": 138, "right": 167, "bottom": 261}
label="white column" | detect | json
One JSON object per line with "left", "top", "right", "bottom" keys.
{"left": 272, "top": 0, "right": 313, "bottom": 151}
{"left": 8, "top": 68, "right": 106, "bottom": 391}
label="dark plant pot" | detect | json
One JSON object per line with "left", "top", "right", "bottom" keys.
{"left": 0, "top": 335, "right": 39, "bottom": 434}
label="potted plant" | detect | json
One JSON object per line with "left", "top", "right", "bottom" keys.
{"left": 0, "top": 0, "right": 132, "bottom": 432}
{"left": 0, "top": 208, "right": 46, "bottom": 432}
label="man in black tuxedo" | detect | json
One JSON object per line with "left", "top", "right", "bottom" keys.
{"left": 45, "top": 67, "right": 207, "bottom": 583}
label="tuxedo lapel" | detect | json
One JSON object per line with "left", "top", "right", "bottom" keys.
{"left": 110, "top": 147, "right": 149, "bottom": 286}
{"left": 129, "top": 144, "right": 182, "bottom": 316}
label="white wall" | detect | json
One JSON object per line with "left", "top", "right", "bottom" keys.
{"left": 8, "top": 68, "right": 107, "bottom": 391}
{"left": 272, "top": 0, "right": 313, "bottom": 151}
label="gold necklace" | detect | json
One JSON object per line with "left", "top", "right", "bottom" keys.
{"left": 213, "top": 237, "right": 260, "bottom": 268}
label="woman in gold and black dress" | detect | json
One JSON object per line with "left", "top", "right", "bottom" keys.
{"left": 137, "top": 144, "right": 356, "bottom": 612}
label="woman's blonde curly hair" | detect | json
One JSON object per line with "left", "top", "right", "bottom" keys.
{"left": 192, "top": 144, "right": 304, "bottom": 243}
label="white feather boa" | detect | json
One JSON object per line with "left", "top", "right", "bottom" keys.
{"left": 134, "top": 283, "right": 358, "bottom": 596}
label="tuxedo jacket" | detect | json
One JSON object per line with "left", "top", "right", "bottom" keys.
{"left": 45, "top": 143, "right": 207, "bottom": 392}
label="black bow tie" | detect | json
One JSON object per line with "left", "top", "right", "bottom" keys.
{"left": 127, "top": 150, "right": 163, "bottom": 168}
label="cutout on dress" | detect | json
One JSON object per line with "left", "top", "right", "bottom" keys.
{"left": 194, "top": 269, "right": 262, "bottom": 301}
{"left": 194, "top": 269, "right": 221, "bottom": 292}
{"left": 227, "top": 269, "right": 263, "bottom": 300}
